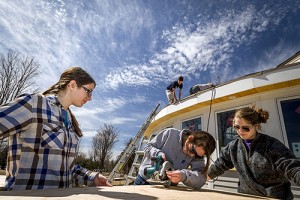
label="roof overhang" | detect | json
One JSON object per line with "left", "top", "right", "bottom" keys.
{"left": 144, "top": 64, "right": 300, "bottom": 138}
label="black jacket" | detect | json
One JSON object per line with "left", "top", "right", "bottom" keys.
{"left": 208, "top": 133, "right": 300, "bottom": 199}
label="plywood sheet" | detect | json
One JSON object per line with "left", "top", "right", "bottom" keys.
{"left": 0, "top": 185, "right": 272, "bottom": 200}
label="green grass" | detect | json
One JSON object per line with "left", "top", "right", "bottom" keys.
{"left": 0, "top": 170, "right": 5, "bottom": 175}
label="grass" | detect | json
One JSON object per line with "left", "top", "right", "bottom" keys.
{"left": 0, "top": 170, "right": 5, "bottom": 175}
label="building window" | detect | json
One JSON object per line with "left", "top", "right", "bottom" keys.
{"left": 182, "top": 117, "right": 202, "bottom": 131}
{"left": 279, "top": 98, "right": 300, "bottom": 158}
{"left": 164, "top": 125, "right": 173, "bottom": 129}
{"left": 216, "top": 109, "right": 238, "bottom": 151}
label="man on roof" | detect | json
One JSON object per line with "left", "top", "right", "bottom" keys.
{"left": 166, "top": 76, "right": 183, "bottom": 104}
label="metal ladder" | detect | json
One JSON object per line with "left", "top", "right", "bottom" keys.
{"left": 107, "top": 103, "right": 160, "bottom": 184}
{"left": 125, "top": 135, "right": 149, "bottom": 185}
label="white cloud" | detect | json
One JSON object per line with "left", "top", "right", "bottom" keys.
{"left": 1, "top": 1, "right": 291, "bottom": 91}
{"left": 108, "top": 117, "right": 136, "bottom": 125}
{"left": 0, "top": 1, "right": 156, "bottom": 91}
{"left": 0, "top": 0, "right": 298, "bottom": 161}
{"left": 104, "top": 4, "right": 289, "bottom": 88}
{"left": 105, "top": 6, "right": 273, "bottom": 89}
{"left": 71, "top": 94, "right": 147, "bottom": 132}
{"left": 256, "top": 41, "right": 299, "bottom": 72}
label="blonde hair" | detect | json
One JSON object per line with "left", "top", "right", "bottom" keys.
{"left": 43, "top": 67, "right": 96, "bottom": 137}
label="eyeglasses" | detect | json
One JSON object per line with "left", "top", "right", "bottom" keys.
{"left": 81, "top": 85, "right": 93, "bottom": 97}
{"left": 233, "top": 125, "right": 253, "bottom": 132}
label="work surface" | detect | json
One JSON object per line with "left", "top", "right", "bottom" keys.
{"left": 0, "top": 185, "right": 271, "bottom": 200}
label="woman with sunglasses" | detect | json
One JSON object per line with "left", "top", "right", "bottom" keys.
{"left": 0, "top": 67, "right": 112, "bottom": 190}
{"left": 134, "top": 128, "right": 216, "bottom": 190}
{"left": 207, "top": 106, "right": 300, "bottom": 199}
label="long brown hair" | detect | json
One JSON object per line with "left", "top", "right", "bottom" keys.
{"left": 43, "top": 67, "right": 96, "bottom": 137}
{"left": 183, "top": 130, "right": 216, "bottom": 173}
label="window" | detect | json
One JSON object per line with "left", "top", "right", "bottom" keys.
{"left": 164, "top": 125, "right": 173, "bottom": 129}
{"left": 182, "top": 117, "right": 202, "bottom": 131}
{"left": 216, "top": 109, "right": 238, "bottom": 151}
{"left": 279, "top": 97, "right": 300, "bottom": 158}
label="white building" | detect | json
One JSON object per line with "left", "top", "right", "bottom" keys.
{"left": 142, "top": 51, "right": 300, "bottom": 197}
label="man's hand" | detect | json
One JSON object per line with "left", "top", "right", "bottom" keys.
{"left": 166, "top": 170, "right": 182, "bottom": 184}
{"left": 93, "top": 173, "right": 113, "bottom": 187}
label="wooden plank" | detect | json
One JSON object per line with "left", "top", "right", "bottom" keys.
{"left": 0, "top": 185, "right": 272, "bottom": 200}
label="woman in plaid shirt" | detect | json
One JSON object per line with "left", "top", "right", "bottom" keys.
{"left": 0, "top": 67, "right": 112, "bottom": 190}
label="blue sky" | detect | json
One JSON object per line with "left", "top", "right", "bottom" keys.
{"left": 0, "top": 0, "right": 300, "bottom": 159}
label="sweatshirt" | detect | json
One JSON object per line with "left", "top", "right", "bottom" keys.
{"left": 208, "top": 133, "right": 300, "bottom": 199}
{"left": 138, "top": 128, "right": 206, "bottom": 190}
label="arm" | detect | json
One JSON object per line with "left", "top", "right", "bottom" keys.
{"left": 166, "top": 158, "right": 206, "bottom": 190}
{"left": 172, "top": 88, "right": 178, "bottom": 102}
{"left": 207, "top": 144, "right": 234, "bottom": 179}
{"left": 72, "top": 164, "right": 112, "bottom": 187}
{"left": 0, "top": 94, "right": 33, "bottom": 140}
{"left": 178, "top": 88, "right": 182, "bottom": 101}
{"left": 271, "top": 140, "right": 300, "bottom": 185}
{"left": 144, "top": 129, "right": 170, "bottom": 159}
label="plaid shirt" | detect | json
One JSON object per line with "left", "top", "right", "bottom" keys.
{"left": 0, "top": 93, "right": 97, "bottom": 190}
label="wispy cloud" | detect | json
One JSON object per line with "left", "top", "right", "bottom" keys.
{"left": 0, "top": 1, "right": 294, "bottom": 91}
{"left": 71, "top": 94, "right": 147, "bottom": 132}
{"left": 104, "top": 3, "right": 291, "bottom": 88}
{"left": 0, "top": 1, "right": 155, "bottom": 90}
{"left": 1, "top": 0, "right": 298, "bottom": 159}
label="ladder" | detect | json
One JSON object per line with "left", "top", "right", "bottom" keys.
{"left": 125, "top": 135, "right": 148, "bottom": 185}
{"left": 107, "top": 103, "right": 160, "bottom": 183}
{"left": 125, "top": 129, "right": 160, "bottom": 185}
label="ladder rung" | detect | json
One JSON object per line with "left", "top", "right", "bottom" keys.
{"left": 142, "top": 140, "right": 149, "bottom": 144}
{"left": 127, "top": 175, "right": 137, "bottom": 180}
{"left": 133, "top": 163, "right": 141, "bottom": 167}
{"left": 136, "top": 150, "right": 144, "bottom": 155}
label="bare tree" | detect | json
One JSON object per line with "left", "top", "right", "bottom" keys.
{"left": 75, "top": 137, "right": 84, "bottom": 161}
{"left": 0, "top": 143, "right": 8, "bottom": 169}
{"left": 0, "top": 49, "right": 39, "bottom": 105}
{"left": 90, "top": 123, "right": 119, "bottom": 171}
{"left": 0, "top": 49, "right": 39, "bottom": 169}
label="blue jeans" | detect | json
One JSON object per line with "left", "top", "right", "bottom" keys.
{"left": 134, "top": 174, "right": 150, "bottom": 185}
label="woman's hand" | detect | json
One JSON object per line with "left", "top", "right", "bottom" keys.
{"left": 166, "top": 170, "right": 182, "bottom": 184}
{"left": 207, "top": 175, "right": 211, "bottom": 181}
{"left": 93, "top": 173, "right": 113, "bottom": 187}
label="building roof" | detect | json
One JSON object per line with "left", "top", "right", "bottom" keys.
{"left": 144, "top": 51, "right": 300, "bottom": 137}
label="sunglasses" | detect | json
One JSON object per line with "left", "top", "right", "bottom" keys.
{"left": 81, "top": 85, "right": 93, "bottom": 97}
{"left": 233, "top": 125, "right": 253, "bottom": 132}
{"left": 190, "top": 144, "right": 201, "bottom": 158}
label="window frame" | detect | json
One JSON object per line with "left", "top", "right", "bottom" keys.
{"left": 215, "top": 105, "right": 248, "bottom": 155}
{"left": 181, "top": 116, "right": 203, "bottom": 132}
{"left": 277, "top": 95, "right": 300, "bottom": 154}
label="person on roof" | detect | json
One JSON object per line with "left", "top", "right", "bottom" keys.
{"left": 189, "top": 83, "right": 214, "bottom": 95}
{"left": 166, "top": 76, "right": 183, "bottom": 104}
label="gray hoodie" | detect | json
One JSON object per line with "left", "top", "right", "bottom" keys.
{"left": 137, "top": 128, "right": 206, "bottom": 190}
